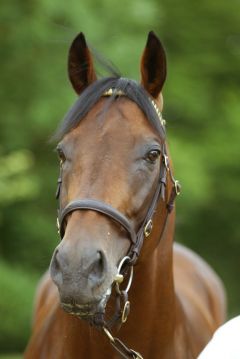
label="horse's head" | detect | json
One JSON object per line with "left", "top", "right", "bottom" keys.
{"left": 50, "top": 32, "right": 174, "bottom": 324}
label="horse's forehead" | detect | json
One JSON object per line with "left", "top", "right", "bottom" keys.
{"left": 69, "top": 97, "right": 156, "bottom": 143}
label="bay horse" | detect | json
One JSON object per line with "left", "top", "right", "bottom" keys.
{"left": 25, "top": 31, "right": 226, "bottom": 359}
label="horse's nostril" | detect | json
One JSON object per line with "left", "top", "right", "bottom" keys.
{"left": 50, "top": 248, "right": 63, "bottom": 286}
{"left": 88, "top": 250, "right": 107, "bottom": 285}
{"left": 97, "top": 250, "right": 106, "bottom": 272}
{"left": 50, "top": 246, "right": 107, "bottom": 290}
{"left": 54, "top": 249, "right": 60, "bottom": 269}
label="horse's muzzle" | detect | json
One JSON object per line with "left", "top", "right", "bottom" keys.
{"left": 60, "top": 288, "right": 111, "bottom": 326}
{"left": 49, "top": 241, "right": 116, "bottom": 321}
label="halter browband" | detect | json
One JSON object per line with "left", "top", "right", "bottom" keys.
{"left": 103, "top": 87, "right": 166, "bottom": 127}
{"left": 55, "top": 87, "right": 180, "bottom": 359}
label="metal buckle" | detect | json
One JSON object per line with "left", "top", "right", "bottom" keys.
{"left": 174, "top": 180, "right": 181, "bottom": 195}
{"left": 144, "top": 219, "right": 153, "bottom": 238}
{"left": 56, "top": 217, "right": 60, "bottom": 234}
{"left": 163, "top": 154, "right": 169, "bottom": 170}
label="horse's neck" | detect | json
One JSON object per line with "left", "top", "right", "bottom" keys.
{"left": 127, "top": 210, "right": 190, "bottom": 356}
{"left": 130, "top": 209, "right": 175, "bottom": 322}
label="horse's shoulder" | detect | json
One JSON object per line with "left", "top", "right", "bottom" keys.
{"left": 173, "top": 242, "right": 224, "bottom": 294}
{"left": 173, "top": 242, "right": 226, "bottom": 331}
{"left": 174, "top": 242, "right": 216, "bottom": 274}
{"left": 32, "top": 270, "right": 58, "bottom": 326}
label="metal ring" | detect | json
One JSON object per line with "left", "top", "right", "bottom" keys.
{"left": 117, "top": 256, "right": 131, "bottom": 273}
{"left": 115, "top": 257, "right": 133, "bottom": 295}
{"left": 174, "top": 180, "right": 181, "bottom": 195}
{"left": 116, "top": 266, "right": 133, "bottom": 295}
{"left": 121, "top": 300, "right": 130, "bottom": 323}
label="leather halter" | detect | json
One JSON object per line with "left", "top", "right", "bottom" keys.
{"left": 55, "top": 88, "right": 180, "bottom": 359}
{"left": 56, "top": 152, "right": 179, "bottom": 266}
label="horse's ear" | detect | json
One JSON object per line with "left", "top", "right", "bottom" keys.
{"left": 68, "top": 32, "right": 97, "bottom": 95}
{"left": 140, "top": 31, "right": 167, "bottom": 98}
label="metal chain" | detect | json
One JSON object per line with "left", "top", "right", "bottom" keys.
{"left": 103, "top": 327, "right": 144, "bottom": 359}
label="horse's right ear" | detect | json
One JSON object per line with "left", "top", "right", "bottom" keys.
{"left": 140, "top": 31, "right": 167, "bottom": 98}
{"left": 68, "top": 32, "right": 97, "bottom": 95}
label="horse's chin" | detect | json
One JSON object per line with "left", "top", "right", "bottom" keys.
{"left": 60, "top": 288, "right": 111, "bottom": 327}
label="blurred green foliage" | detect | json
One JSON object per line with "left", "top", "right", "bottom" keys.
{"left": 0, "top": 0, "right": 239, "bottom": 353}
{"left": 0, "top": 262, "right": 36, "bottom": 352}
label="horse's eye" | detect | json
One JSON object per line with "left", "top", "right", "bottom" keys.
{"left": 57, "top": 148, "right": 66, "bottom": 163}
{"left": 146, "top": 150, "right": 160, "bottom": 163}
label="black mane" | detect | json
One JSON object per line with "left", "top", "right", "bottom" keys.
{"left": 53, "top": 77, "right": 165, "bottom": 142}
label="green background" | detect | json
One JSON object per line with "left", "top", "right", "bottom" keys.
{"left": 0, "top": 0, "right": 240, "bottom": 354}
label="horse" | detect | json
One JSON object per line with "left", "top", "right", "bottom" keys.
{"left": 25, "top": 31, "right": 226, "bottom": 359}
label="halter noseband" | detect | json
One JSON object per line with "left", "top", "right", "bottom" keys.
{"left": 55, "top": 87, "right": 180, "bottom": 359}
{"left": 59, "top": 199, "right": 136, "bottom": 245}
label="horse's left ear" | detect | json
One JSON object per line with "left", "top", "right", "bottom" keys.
{"left": 68, "top": 32, "right": 97, "bottom": 95}
{"left": 140, "top": 31, "right": 167, "bottom": 98}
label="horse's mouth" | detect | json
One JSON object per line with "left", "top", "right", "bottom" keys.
{"left": 61, "top": 302, "right": 98, "bottom": 316}
{"left": 60, "top": 289, "right": 111, "bottom": 326}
